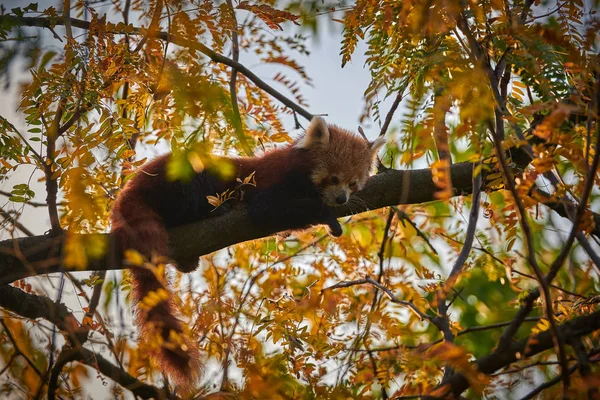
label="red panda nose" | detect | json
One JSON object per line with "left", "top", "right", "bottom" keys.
{"left": 335, "top": 194, "right": 347, "bottom": 205}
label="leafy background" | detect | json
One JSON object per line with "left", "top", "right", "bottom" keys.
{"left": 0, "top": 0, "right": 599, "bottom": 399}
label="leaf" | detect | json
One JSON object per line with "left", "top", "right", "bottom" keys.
{"left": 206, "top": 195, "right": 221, "bottom": 207}
{"left": 124, "top": 249, "right": 144, "bottom": 266}
{"left": 237, "top": 2, "right": 300, "bottom": 30}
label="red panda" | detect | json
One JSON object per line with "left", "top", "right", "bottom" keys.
{"left": 110, "top": 116, "right": 385, "bottom": 386}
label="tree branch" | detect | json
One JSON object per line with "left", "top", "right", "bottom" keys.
{"left": 47, "top": 346, "right": 171, "bottom": 400}
{"left": 426, "top": 310, "right": 600, "bottom": 398}
{"left": 0, "top": 163, "right": 475, "bottom": 284}
{"left": 322, "top": 276, "right": 433, "bottom": 323}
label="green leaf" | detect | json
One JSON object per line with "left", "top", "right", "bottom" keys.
{"left": 39, "top": 51, "right": 56, "bottom": 70}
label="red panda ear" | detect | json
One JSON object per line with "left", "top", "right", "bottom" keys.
{"left": 296, "top": 116, "right": 330, "bottom": 149}
{"left": 370, "top": 136, "right": 386, "bottom": 155}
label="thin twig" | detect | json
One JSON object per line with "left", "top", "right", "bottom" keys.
{"left": 226, "top": 0, "right": 253, "bottom": 156}
{"left": 0, "top": 207, "right": 35, "bottom": 237}
{"left": 524, "top": 1, "right": 568, "bottom": 23}
{"left": 519, "top": 364, "right": 578, "bottom": 400}
{"left": 132, "top": 0, "right": 163, "bottom": 53}
{"left": 379, "top": 87, "right": 407, "bottom": 138}
{"left": 48, "top": 346, "right": 169, "bottom": 400}
{"left": 0, "top": 319, "right": 44, "bottom": 377}
{"left": 457, "top": 9, "right": 570, "bottom": 389}
{"left": 393, "top": 208, "right": 438, "bottom": 255}
{"left": 432, "top": 159, "right": 483, "bottom": 378}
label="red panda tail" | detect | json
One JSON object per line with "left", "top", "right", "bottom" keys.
{"left": 110, "top": 197, "right": 201, "bottom": 387}
{"left": 129, "top": 268, "right": 201, "bottom": 387}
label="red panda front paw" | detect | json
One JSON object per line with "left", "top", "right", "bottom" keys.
{"left": 328, "top": 221, "right": 343, "bottom": 237}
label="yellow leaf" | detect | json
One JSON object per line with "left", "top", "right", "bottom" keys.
{"left": 124, "top": 249, "right": 144, "bottom": 266}
{"left": 206, "top": 195, "right": 221, "bottom": 207}
{"left": 63, "top": 234, "right": 88, "bottom": 269}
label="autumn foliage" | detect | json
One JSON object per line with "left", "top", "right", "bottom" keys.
{"left": 0, "top": 0, "right": 599, "bottom": 399}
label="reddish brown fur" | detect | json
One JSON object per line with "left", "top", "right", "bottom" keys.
{"left": 110, "top": 117, "right": 384, "bottom": 388}
{"left": 111, "top": 188, "right": 201, "bottom": 387}
{"left": 234, "top": 145, "right": 312, "bottom": 188}
{"left": 310, "top": 125, "right": 375, "bottom": 185}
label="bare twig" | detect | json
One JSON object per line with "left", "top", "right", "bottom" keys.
{"left": 226, "top": 0, "right": 253, "bottom": 156}
{"left": 432, "top": 159, "right": 483, "bottom": 378}
{"left": 0, "top": 319, "right": 44, "bottom": 378}
{"left": 361, "top": 316, "right": 540, "bottom": 353}
{"left": 519, "top": 347, "right": 600, "bottom": 400}
{"left": 132, "top": 0, "right": 163, "bottom": 53}
{"left": 511, "top": 269, "right": 588, "bottom": 300}
{"left": 524, "top": 1, "right": 568, "bottom": 23}
{"left": 0, "top": 190, "right": 60, "bottom": 207}
{"left": 519, "top": 364, "right": 578, "bottom": 400}
{"left": 456, "top": 9, "right": 570, "bottom": 389}
{"left": 0, "top": 207, "right": 35, "bottom": 237}
{"left": 393, "top": 208, "right": 438, "bottom": 255}
{"left": 66, "top": 272, "right": 123, "bottom": 369}
{"left": 440, "top": 161, "right": 482, "bottom": 289}
{"left": 379, "top": 86, "right": 407, "bottom": 138}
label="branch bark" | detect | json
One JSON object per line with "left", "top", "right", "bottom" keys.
{"left": 47, "top": 346, "right": 170, "bottom": 400}
{"left": 0, "top": 163, "right": 474, "bottom": 285}
{"left": 426, "top": 310, "right": 600, "bottom": 398}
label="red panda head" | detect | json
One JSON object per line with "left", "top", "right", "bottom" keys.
{"left": 295, "top": 117, "right": 386, "bottom": 207}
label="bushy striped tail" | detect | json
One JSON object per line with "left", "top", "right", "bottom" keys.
{"left": 111, "top": 197, "right": 201, "bottom": 387}
{"left": 129, "top": 267, "right": 201, "bottom": 387}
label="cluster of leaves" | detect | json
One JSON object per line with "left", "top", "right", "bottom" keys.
{"left": 0, "top": 0, "right": 599, "bottom": 399}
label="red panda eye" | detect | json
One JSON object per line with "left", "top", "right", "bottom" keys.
{"left": 330, "top": 176, "right": 339, "bottom": 184}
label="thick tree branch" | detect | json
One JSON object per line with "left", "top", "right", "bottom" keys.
{"left": 225, "top": 0, "right": 253, "bottom": 157}
{"left": 47, "top": 346, "right": 170, "bottom": 400}
{"left": 0, "top": 163, "right": 474, "bottom": 284}
{"left": 426, "top": 310, "right": 600, "bottom": 399}
{"left": 0, "top": 286, "right": 81, "bottom": 334}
